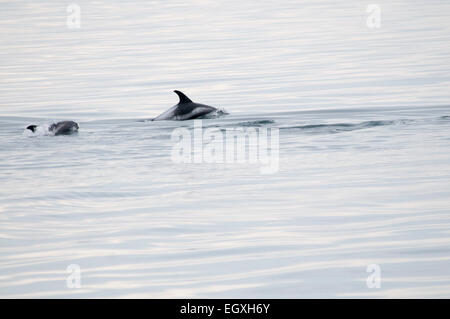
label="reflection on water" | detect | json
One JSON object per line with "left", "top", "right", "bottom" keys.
{"left": 1, "top": 0, "right": 450, "bottom": 298}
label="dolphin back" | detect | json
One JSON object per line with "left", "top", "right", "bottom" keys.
{"left": 152, "top": 91, "right": 217, "bottom": 121}
{"left": 52, "top": 121, "right": 79, "bottom": 135}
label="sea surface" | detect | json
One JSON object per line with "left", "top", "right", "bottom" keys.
{"left": 1, "top": 0, "right": 450, "bottom": 298}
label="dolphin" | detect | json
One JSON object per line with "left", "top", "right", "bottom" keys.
{"left": 27, "top": 121, "right": 79, "bottom": 135}
{"left": 152, "top": 90, "right": 218, "bottom": 121}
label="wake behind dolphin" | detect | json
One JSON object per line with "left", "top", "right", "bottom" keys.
{"left": 152, "top": 90, "right": 222, "bottom": 121}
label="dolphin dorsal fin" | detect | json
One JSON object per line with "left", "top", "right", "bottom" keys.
{"left": 174, "top": 90, "right": 193, "bottom": 104}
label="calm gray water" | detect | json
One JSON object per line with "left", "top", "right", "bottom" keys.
{"left": 1, "top": 0, "right": 450, "bottom": 298}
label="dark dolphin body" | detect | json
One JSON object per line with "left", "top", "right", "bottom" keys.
{"left": 152, "top": 90, "right": 218, "bottom": 121}
{"left": 27, "top": 121, "right": 79, "bottom": 135}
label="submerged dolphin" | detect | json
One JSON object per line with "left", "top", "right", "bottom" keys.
{"left": 152, "top": 90, "right": 218, "bottom": 121}
{"left": 27, "top": 121, "right": 79, "bottom": 135}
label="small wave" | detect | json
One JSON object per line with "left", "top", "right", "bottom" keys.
{"left": 440, "top": 116, "right": 450, "bottom": 120}
{"left": 280, "top": 120, "right": 394, "bottom": 134}
{"left": 394, "top": 119, "right": 416, "bottom": 125}
{"left": 238, "top": 120, "right": 275, "bottom": 127}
